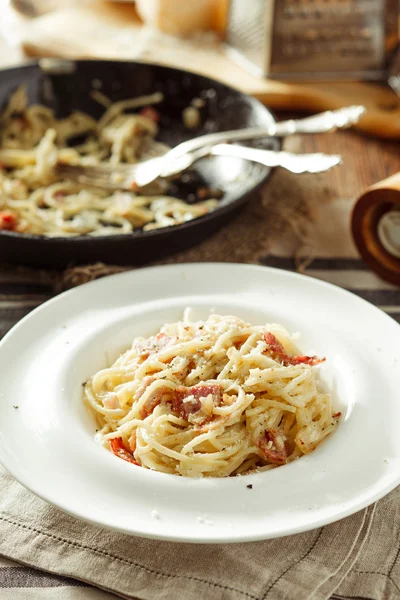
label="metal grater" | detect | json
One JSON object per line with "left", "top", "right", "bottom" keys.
{"left": 225, "top": 0, "right": 399, "bottom": 81}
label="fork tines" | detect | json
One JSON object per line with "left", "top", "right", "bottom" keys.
{"left": 55, "top": 162, "right": 134, "bottom": 190}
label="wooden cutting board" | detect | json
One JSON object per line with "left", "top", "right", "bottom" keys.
{"left": 10, "top": 1, "right": 400, "bottom": 139}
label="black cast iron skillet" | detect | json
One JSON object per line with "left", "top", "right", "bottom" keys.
{"left": 0, "top": 60, "right": 280, "bottom": 267}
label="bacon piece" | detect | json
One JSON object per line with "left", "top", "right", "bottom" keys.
{"left": 139, "top": 106, "right": 160, "bottom": 122}
{"left": 289, "top": 355, "right": 325, "bottom": 366}
{"left": 135, "top": 376, "right": 156, "bottom": 400}
{"left": 257, "top": 429, "right": 288, "bottom": 465}
{"left": 135, "top": 376, "right": 159, "bottom": 418}
{"left": 263, "top": 332, "right": 286, "bottom": 356}
{"left": 172, "top": 384, "right": 222, "bottom": 420}
{"left": 0, "top": 211, "right": 17, "bottom": 231}
{"left": 262, "top": 332, "right": 325, "bottom": 367}
{"left": 109, "top": 437, "right": 138, "bottom": 465}
{"left": 137, "top": 376, "right": 178, "bottom": 419}
{"left": 130, "top": 181, "right": 140, "bottom": 192}
{"left": 140, "top": 388, "right": 169, "bottom": 419}
{"left": 103, "top": 393, "right": 119, "bottom": 410}
{"left": 134, "top": 332, "right": 173, "bottom": 360}
{"left": 128, "top": 431, "right": 137, "bottom": 453}
{"left": 138, "top": 380, "right": 223, "bottom": 420}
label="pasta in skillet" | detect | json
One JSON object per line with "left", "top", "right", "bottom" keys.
{"left": 0, "top": 87, "right": 217, "bottom": 236}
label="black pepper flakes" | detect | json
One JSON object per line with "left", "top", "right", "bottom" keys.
{"left": 246, "top": 484, "right": 253, "bottom": 489}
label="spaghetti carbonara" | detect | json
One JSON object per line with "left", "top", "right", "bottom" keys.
{"left": 0, "top": 87, "right": 217, "bottom": 237}
{"left": 84, "top": 312, "right": 340, "bottom": 477}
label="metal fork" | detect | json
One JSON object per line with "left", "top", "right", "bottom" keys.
{"left": 56, "top": 105, "right": 363, "bottom": 189}
{"left": 56, "top": 144, "right": 341, "bottom": 191}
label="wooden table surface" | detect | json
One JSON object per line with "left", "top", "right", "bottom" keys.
{"left": 297, "top": 125, "right": 400, "bottom": 200}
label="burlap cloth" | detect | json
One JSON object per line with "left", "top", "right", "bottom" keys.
{"left": 0, "top": 141, "right": 400, "bottom": 600}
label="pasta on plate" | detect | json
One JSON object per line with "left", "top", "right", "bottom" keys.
{"left": 0, "top": 87, "right": 218, "bottom": 237}
{"left": 85, "top": 311, "right": 340, "bottom": 477}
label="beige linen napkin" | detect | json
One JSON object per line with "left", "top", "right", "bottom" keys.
{"left": 335, "top": 491, "right": 400, "bottom": 600}
{"left": 0, "top": 464, "right": 375, "bottom": 600}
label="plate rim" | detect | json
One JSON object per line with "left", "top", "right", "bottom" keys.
{"left": 1, "top": 262, "right": 400, "bottom": 543}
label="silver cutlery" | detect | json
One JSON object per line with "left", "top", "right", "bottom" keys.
{"left": 209, "top": 144, "right": 341, "bottom": 174}
{"left": 136, "top": 105, "right": 363, "bottom": 186}
{"left": 56, "top": 105, "right": 361, "bottom": 190}
{"left": 56, "top": 144, "right": 341, "bottom": 191}
{"left": 74, "top": 105, "right": 362, "bottom": 189}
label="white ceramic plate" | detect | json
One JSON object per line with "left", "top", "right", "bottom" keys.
{"left": 0, "top": 263, "right": 400, "bottom": 543}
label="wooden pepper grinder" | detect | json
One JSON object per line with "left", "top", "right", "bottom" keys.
{"left": 351, "top": 172, "right": 400, "bottom": 286}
